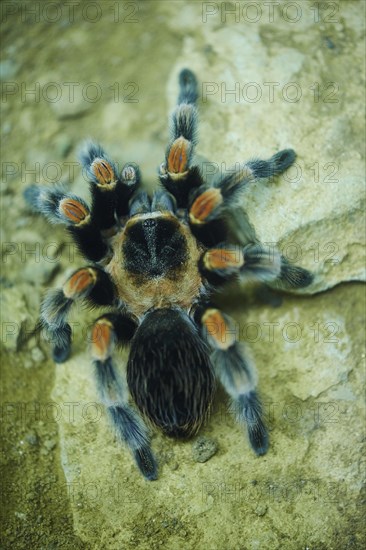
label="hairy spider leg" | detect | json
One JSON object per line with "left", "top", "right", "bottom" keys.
{"left": 197, "top": 307, "right": 269, "bottom": 455}
{"left": 79, "top": 141, "right": 140, "bottom": 228}
{"left": 188, "top": 149, "right": 297, "bottom": 248}
{"left": 91, "top": 313, "right": 158, "bottom": 481}
{"left": 200, "top": 242, "right": 313, "bottom": 288}
{"left": 25, "top": 143, "right": 142, "bottom": 260}
{"left": 24, "top": 185, "right": 109, "bottom": 262}
{"left": 40, "top": 267, "right": 116, "bottom": 362}
{"left": 159, "top": 69, "right": 205, "bottom": 207}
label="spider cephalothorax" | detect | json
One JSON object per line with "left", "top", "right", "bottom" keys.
{"left": 25, "top": 69, "right": 312, "bottom": 480}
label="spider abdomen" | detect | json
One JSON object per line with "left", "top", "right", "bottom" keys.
{"left": 127, "top": 308, "right": 216, "bottom": 438}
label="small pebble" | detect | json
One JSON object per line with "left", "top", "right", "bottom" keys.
{"left": 192, "top": 436, "right": 218, "bottom": 463}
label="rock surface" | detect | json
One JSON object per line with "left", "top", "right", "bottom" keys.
{"left": 192, "top": 436, "right": 218, "bottom": 463}
{"left": 51, "top": 284, "right": 365, "bottom": 549}
{"left": 164, "top": 7, "right": 365, "bottom": 295}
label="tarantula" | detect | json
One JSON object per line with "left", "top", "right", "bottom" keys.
{"left": 24, "top": 69, "right": 312, "bottom": 480}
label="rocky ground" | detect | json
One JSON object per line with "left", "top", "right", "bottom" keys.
{"left": 1, "top": 1, "right": 365, "bottom": 548}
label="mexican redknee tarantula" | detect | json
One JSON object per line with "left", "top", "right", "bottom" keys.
{"left": 24, "top": 69, "right": 312, "bottom": 480}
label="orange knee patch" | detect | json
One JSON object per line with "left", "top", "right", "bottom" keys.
{"left": 91, "top": 319, "right": 114, "bottom": 360}
{"left": 167, "top": 136, "right": 191, "bottom": 174}
{"left": 91, "top": 158, "right": 117, "bottom": 187}
{"left": 202, "top": 308, "right": 236, "bottom": 350}
{"left": 59, "top": 198, "right": 90, "bottom": 225}
{"left": 189, "top": 188, "right": 223, "bottom": 225}
{"left": 63, "top": 268, "right": 97, "bottom": 298}
{"left": 204, "top": 247, "right": 244, "bottom": 271}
